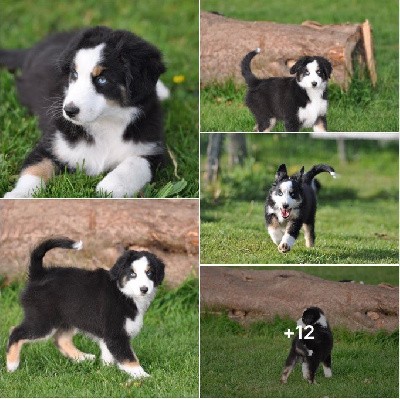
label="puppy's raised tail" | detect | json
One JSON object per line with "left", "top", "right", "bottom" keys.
{"left": 303, "top": 164, "right": 336, "bottom": 185}
{"left": 241, "top": 48, "right": 261, "bottom": 86}
{"left": 29, "top": 237, "right": 83, "bottom": 280}
{"left": 0, "top": 49, "right": 29, "bottom": 72}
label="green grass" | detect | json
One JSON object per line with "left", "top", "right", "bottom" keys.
{"left": 200, "top": 134, "right": 399, "bottom": 264}
{"left": 201, "top": 313, "right": 399, "bottom": 398}
{"left": 0, "top": 0, "right": 198, "bottom": 197}
{"left": 200, "top": 0, "right": 399, "bottom": 132}
{"left": 0, "top": 277, "right": 199, "bottom": 397}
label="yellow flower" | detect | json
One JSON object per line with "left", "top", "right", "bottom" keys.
{"left": 173, "top": 75, "right": 185, "bottom": 84}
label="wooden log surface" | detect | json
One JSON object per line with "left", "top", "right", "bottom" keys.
{"left": 201, "top": 267, "right": 398, "bottom": 332}
{"left": 201, "top": 11, "right": 376, "bottom": 89}
{"left": 0, "top": 199, "right": 199, "bottom": 287}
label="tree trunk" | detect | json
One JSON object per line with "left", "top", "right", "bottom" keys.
{"left": 201, "top": 11, "right": 377, "bottom": 90}
{"left": 201, "top": 267, "right": 398, "bottom": 332}
{"left": 228, "top": 134, "right": 247, "bottom": 167}
{"left": 206, "top": 133, "right": 224, "bottom": 183}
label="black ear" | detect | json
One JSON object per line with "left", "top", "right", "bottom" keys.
{"left": 117, "top": 33, "right": 166, "bottom": 104}
{"left": 289, "top": 57, "right": 309, "bottom": 74}
{"left": 298, "top": 166, "right": 305, "bottom": 182}
{"left": 109, "top": 252, "right": 130, "bottom": 281}
{"left": 147, "top": 253, "right": 165, "bottom": 286}
{"left": 320, "top": 57, "right": 332, "bottom": 79}
{"left": 275, "top": 164, "right": 288, "bottom": 181}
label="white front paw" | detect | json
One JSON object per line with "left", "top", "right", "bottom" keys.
{"left": 4, "top": 175, "right": 43, "bottom": 198}
{"left": 121, "top": 364, "right": 150, "bottom": 379}
{"left": 96, "top": 176, "right": 131, "bottom": 198}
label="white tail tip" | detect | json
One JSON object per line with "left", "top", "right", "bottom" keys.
{"left": 255, "top": 47, "right": 261, "bottom": 53}
{"left": 330, "top": 172, "right": 337, "bottom": 178}
{"left": 72, "top": 240, "right": 83, "bottom": 250}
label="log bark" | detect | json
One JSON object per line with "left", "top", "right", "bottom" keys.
{"left": 200, "top": 267, "right": 398, "bottom": 332}
{"left": 201, "top": 11, "right": 377, "bottom": 90}
{"left": 0, "top": 200, "right": 199, "bottom": 287}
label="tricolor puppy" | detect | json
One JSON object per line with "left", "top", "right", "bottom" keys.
{"left": 265, "top": 163, "right": 336, "bottom": 253}
{"left": 6, "top": 237, "right": 165, "bottom": 379}
{"left": 0, "top": 26, "right": 169, "bottom": 198}
{"left": 281, "top": 307, "right": 333, "bottom": 384}
{"left": 241, "top": 49, "right": 332, "bottom": 132}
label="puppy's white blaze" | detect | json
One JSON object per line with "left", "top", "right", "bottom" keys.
{"left": 330, "top": 171, "right": 337, "bottom": 178}
{"left": 316, "top": 314, "right": 328, "bottom": 327}
{"left": 96, "top": 156, "right": 152, "bottom": 198}
{"left": 156, "top": 80, "right": 170, "bottom": 100}
{"left": 6, "top": 360, "right": 19, "bottom": 372}
{"left": 63, "top": 44, "right": 106, "bottom": 124}
{"left": 281, "top": 233, "right": 296, "bottom": 249}
{"left": 119, "top": 363, "right": 150, "bottom": 379}
{"left": 323, "top": 365, "right": 332, "bottom": 377}
{"left": 4, "top": 175, "right": 43, "bottom": 198}
{"left": 72, "top": 240, "right": 83, "bottom": 250}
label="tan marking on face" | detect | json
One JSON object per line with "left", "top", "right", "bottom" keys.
{"left": 303, "top": 224, "right": 314, "bottom": 247}
{"left": 7, "top": 339, "right": 26, "bottom": 364}
{"left": 21, "top": 158, "right": 55, "bottom": 181}
{"left": 92, "top": 65, "right": 106, "bottom": 77}
{"left": 54, "top": 330, "right": 85, "bottom": 360}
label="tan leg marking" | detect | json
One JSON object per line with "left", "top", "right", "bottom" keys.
{"left": 313, "top": 120, "right": 326, "bottom": 132}
{"left": 21, "top": 158, "right": 55, "bottom": 181}
{"left": 303, "top": 224, "right": 314, "bottom": 247}
{"left": 280, "top": 364, "right": 295, "bottom": 383}
{"left": 122, "top": 360, "right": 140, "bottom": 368}
{"left": 54, "top": 330, "right": 94, "bottom": 361}
{"left": 7, "top": 340, "right": 26, "bottom": 364}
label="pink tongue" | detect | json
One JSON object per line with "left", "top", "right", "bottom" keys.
{"left": 282, "top": 209, "right": 290, "bottom": 218}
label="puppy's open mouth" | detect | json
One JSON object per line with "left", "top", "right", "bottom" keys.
{"left": 280, "top": 208, "right": 291, "bottom": 219}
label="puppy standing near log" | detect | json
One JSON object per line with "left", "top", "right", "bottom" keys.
{"left": 241, "top": 49, "right": 332, "bottom": 132}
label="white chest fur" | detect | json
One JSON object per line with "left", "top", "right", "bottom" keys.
{"left": 52, "top": 113, "right": 161, "bottom": 175}
{"left": 125, "top": 315, "right": 144, "bottom": 338}
{"left": 298, "top": 88, "right": 327, "bottom": 128}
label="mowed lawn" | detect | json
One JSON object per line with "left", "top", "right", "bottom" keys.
{"left": 0, "top": 277, "right": 199, "bottom": 397}
{"left": 0, "top": 0, "right": 198, "bottom": 198}
{"left": 200, "top": 266, "right": 399, "bottom": 398}
{"left": 200, "top": 134, "right": 399, "bottom": 264}
{"left": 200, "top": 0, "right": 399, "bottom": 132}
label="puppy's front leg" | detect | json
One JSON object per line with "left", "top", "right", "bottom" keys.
{"left": 313, "top": 116, "right": 327, "bottom": 132}
{"left": 278, "top": 221, "right": 301, "bottom": 253}
{"left": 96, "top": 156, "right": 152, "bottom": 198}
{"left": 104, "top": 335, "right": 150, "bottom": 378}
{"left": 4, "top": 156, "right": 55, "bottom": 198}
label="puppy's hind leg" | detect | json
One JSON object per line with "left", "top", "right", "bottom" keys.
{"left": 7, "top": 323, "right": 55, "bottom": 371}
{"left": 303, "top": 223, "right": 315, "bottom": 248}
{"left": 257, "top": 117, "right": 276, "bottom": 132}
{"left": 280, "top": 345, "right": 297, "bottom": 383}
{"left": 322, "top": 354, "right": 332, "bottom": 378}
{"left": 54, "top": 329, "right": 95, "bottom": 362}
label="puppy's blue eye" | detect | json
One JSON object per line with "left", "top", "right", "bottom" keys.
{"left": 96, "top": 76, "right": 107, "bottom": 85}
{"left": 289, "top": 192, "right": 295, "bottom": 198}
{"left": 316, "top": 70, "right": 321, "bottom": 76}
{"left": 71, "top": 69, "right": 78, "bottom": 79}
{"left": 304, "top": 71, "right": 310, "bottom": 76}
{"left": 278, "top": 190, "right": 283, "bottom": 196}
{"left": 146, "top": 270, "right": 153, "bottom": 278}
{"left": 129, "top": 271, "right": 137, "bottom": 278}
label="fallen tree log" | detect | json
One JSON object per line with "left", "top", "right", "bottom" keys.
{"left": 201, "top": 11, "right": 377, "bottom": 90}
{"left": 0, "top": 200, "right": 199, "bottom": 287}
{"left": 200, "top": 268, "right": 398, "bottom": 332}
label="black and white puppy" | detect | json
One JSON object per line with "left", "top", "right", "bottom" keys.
{"left": 6, "top": 237, "right": 165, "bottom": 379}
{"left": 281, "top": 307, "right": 333, "bottom": 384}
{"left": 0, "top": 26, "right": 168, "bottom": 198}
{"left": 265, "top": 163, "right": 336, "bottom": 253}
{"left": 241, "top": 49, "right": 332, "bottom": 132}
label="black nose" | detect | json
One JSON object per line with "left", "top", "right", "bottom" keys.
{"left": 64, "top": 103, "right": 80, "bottom": 117}
{"left": 312, "top": 81, "right": 317, "bottom": 87}
{"left": 140, "top": 286, "right": 148, "bottom": 294}
{"left": 282, "top": 204, "right": 289, "bottom": 209}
